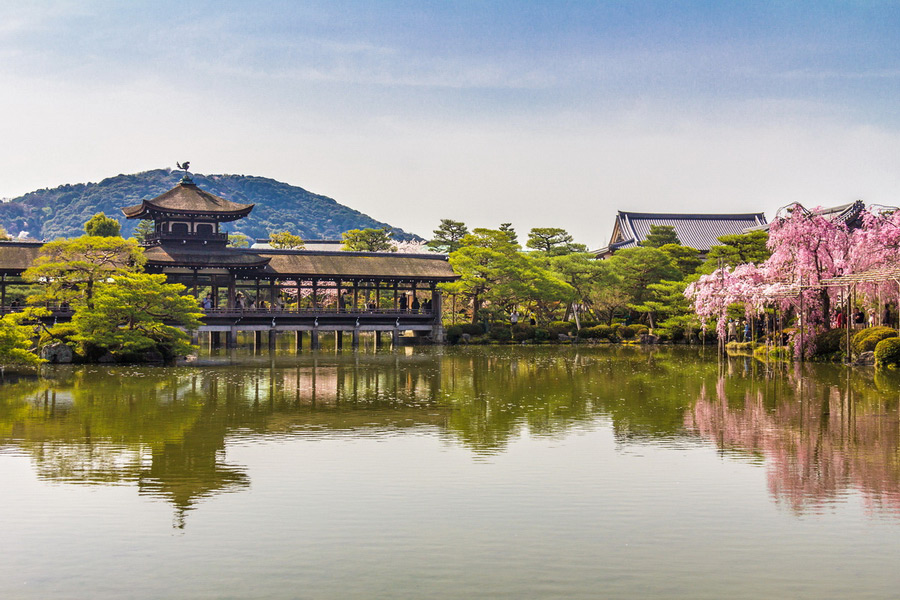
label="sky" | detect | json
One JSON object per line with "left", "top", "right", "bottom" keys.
{"left": 1, "top": 1, "right": 899, "bottom": 248}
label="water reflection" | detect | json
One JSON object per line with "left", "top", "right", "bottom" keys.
{"left": 686, "top": 360, "right": 900, "bottom": 515}
{"left": 3, "top": 347, "right": 900, "bottom": 524}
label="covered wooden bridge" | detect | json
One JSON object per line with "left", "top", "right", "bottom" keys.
{"left": 0, "top": 174, "right": 458, "bottom": 350}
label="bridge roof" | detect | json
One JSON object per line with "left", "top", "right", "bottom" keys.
{"left": 256, "top": 250, "right": 458, "bottom": 281}
{"left": 0, "top": 242, "right": 42, "bottom": 273}
{"left": 143, "top": 246, "right": 271, "bottom": 269}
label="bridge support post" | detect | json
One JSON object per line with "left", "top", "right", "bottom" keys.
{"left": 226, "top": 328, "right": 236, "bottom": 348}
{"left": 190, "top": 330, "right": 199, "bottom": 346}
{"left": 335, "top": 330, "right": 343, "bottom": 350}
{"left": 295, "top": 331, "right": 303, "bottom": 352}
{"left": 268, "top": 330, "right": 276, "bottom": 352}
{"left": 374, "top": 331, "right": 382, "bottom": 350}
{"left": 352, "top": 328, "right": 359, "bottom": 350}
{"left": 254, "top": 331, "right": 263, "bottom": 353}
{"left": 392, "top": 327, "right": 400, "bottom": 348}
{"left": 311, "top": 329, "right": 320, "bottom": 350}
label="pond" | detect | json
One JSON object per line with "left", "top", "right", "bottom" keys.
{"left": 2, "top": 345, "right": 900, "bottom": 599}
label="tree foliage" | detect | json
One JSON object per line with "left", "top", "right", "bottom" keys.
{"left": 428, "top": 219, "right": 469, "bottom": 254}
{"left": 342, "top": 228, "right": 395, "bottom": 252}
{"left": 702, "top": 230, "right": 770, "bottom": 271}
{"left": 527, "top": 227, "right": 587, "bottom": 256}
{"left": 269, "top": 230, "right": 305, "bottom": 249}
{"left": 70, "top": 273, "right": 203, "bottom": 359}
{"left": 0, "top": 311, "right": 44, "bottom": 365}
{"left": 641, "top": 225, "right": 680, "bottom": 248}
{"left": 24, "top": 236, "right": 146, "bottom": 308}
{"left": 133, "top": 219, "right": 155, "bottom": 243}
{"left": 83, "top": 212, "right": 122, "bottom": 237}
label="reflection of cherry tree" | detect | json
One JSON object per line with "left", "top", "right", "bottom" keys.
{"left": 686, "top": 373, "right": 900, "bottom": 515}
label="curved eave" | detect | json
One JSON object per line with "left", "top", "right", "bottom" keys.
{"left": 123, "top": 201, "right": 253, "bottom": 222}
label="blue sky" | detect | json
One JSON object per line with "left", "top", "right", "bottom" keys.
{"left": 2, "top": 1, "right": 899, "bottom": 246}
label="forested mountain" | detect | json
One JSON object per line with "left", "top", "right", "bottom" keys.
{"left": 0, "top": 169, "right": 419, "bottom": 241}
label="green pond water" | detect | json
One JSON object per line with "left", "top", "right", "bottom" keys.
{"left": 2, "top": 345, "right": 900, "bottom": 599}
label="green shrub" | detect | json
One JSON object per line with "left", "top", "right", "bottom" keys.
{"left": 511, "top": 323, "right": 535, "bottom": 342}
{"left": 875, "top": 337, "right": 900, "bottom": 368}
{"left": 488, "top": 326, "right": 512, "bottom": 341}
{"left": 460, "top": 323, "right": 484, "bottom": 336}
{"left": 814, "top": 328, "right": 846, "bottom": 357}
{"left": 533, "top": 328, "right": 550, "bottom": 342}
{"left": 629, "top": 324, "right": 649, "bottom": 336}
{"left": 576, "top": 325, "right": 614, "bottom": 340}
{"left": 617, "top": 325, "right": 636, "bottom": 340}
{"left": 852, "top": 326, "right": 897, "bottom": 355}
{"left": 753, "top": 344, "right": 792, "bottom": 361}
{"left": 547, "top": 321, "right": 575, "bottom": 336}
{"left": 446, "top": 325, "right": 463, "bottom": 344}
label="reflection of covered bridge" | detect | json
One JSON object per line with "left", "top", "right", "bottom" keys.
{"left": 0, "top": 174, "right": 458, "bottom": 349}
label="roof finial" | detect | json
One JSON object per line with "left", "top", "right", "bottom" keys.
{"left": 176, "top": 161, "right": 193, "bottom": 184}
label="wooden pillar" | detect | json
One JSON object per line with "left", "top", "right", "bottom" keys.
{"left": 352, "top": 328, "right": 360, "bottom": 350}
{"left": 374, "top": 330, "right": 382, "bottom": 349}
{"left": 227, "top": 276, "right": 236, "bottom": 309}
{"left": 352, "top": 281, "right": 359, "bottom": 312}
{"left": 393, "top": 281, "right": 399, "bottom": 310}
{"left": 432, "top": 287, "right": 444, "bottom": 343}
{"left": 226, "top": 328, "right": 236, "bottom": 348}
{"left": 312, "top": 280, "right": 319, "bottom": 309}
{"left": 268, "top": 329, "right": 276, "bottom": 351}
{"left": 336, "top": 330, "right": 343, "bottom": 350}
{"left": 311, "top": 329, "right": 320, "bottom": 350}
{"left": 254, "top": 330, "right": 263, "bottom": 350}
{"left": 392, "top": 327, "right": 400, "bottom": 348}
{"left": 211, "top": 331, "right": 221, "bottom": 347}
{"left": 295, "top": 330, "right": 303, "bottom": 352}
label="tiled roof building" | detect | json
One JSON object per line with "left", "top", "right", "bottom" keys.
{"left": 595, "top": 211, "right": 767, "bottom": 258}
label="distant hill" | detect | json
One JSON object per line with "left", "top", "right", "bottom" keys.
{"left": 0, "top": 169, "right": 420, "bottom": 241}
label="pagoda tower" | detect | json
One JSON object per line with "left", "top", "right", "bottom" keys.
{"left": 122, "top": 173, "right": 253, "bottom": 249}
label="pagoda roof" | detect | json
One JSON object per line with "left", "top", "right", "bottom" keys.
{"left": 123, "top": 178, "right": 253, "bottom": 221}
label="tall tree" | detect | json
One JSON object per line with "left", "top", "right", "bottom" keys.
{"left": 133, "top": 219, "right": 155, "bottom": 243}
{"left": 659, "top": 243, "right": 702, "bottom": 278}
{"left": 428, "top": 219, "right": 469, "bottom": 254}
{"left": 498, "top": 223, "right": 518, "bottom": 244}
{"left": 342, "top": 228, "right": 395, "bottom": 252}
{"left": 526, "top": 228, "right": 587, "bottom": 256}
{"left": 607, "top": 246, "right": 680, "bottom": 307}
{"left": 269, "top": 231, "right": 305, "bottom": 249}
{"left": 24, "top": 236, "right": 146, "bottom": 308}
{"left": 641, "top": 225, "right": 680, "bottom": 248}
{"left": 83, "top": 212, "right": 122, "bottom": 237}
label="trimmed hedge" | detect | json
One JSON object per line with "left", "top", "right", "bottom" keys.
{"left": 875, "top": 337, "right": 900, "bottom": 368}
{"left": 851, "top": 326, "right": 897, "bottom": 355}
